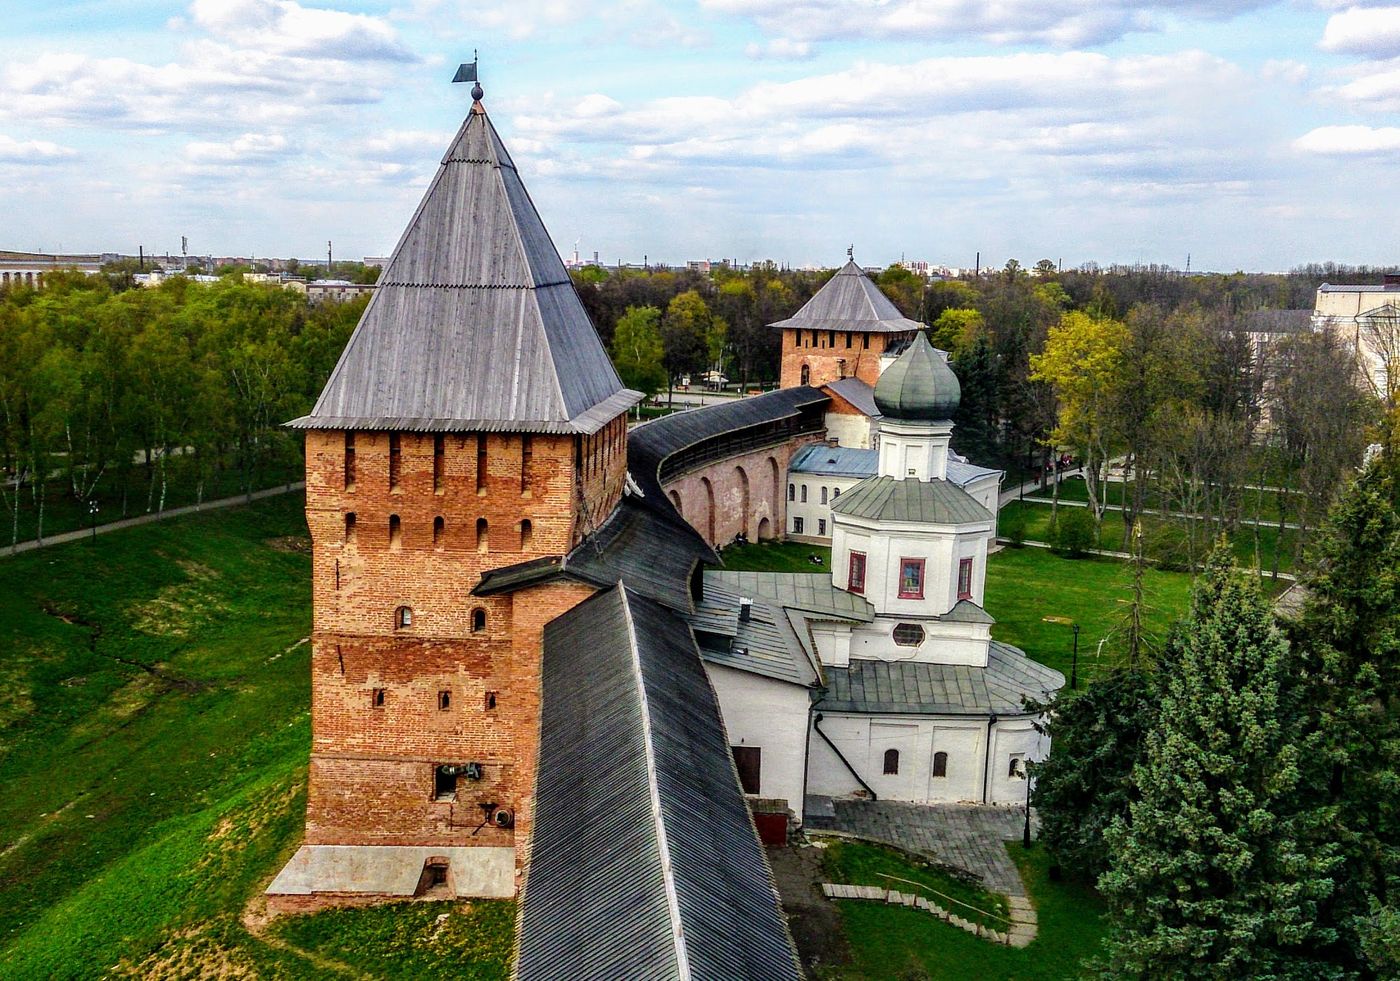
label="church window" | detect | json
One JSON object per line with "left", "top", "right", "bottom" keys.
{"left": 932, "top": 751, "right": 948, "bottom": 778}
{"left": 893, "top": 623, "right": 925, "bottom": 647}
{"left": 820, "top": 486, "right": 828, "bottom": 504}
{"left": 898, "top": 558, "right": 925, "bottom": 599}
{"left": 389, "top": 433, "right": 402, "bottom": 490}
{"left": 520, "top": 519, "right": 533, "bottom": 550}
{"left": 434, "top": 765, "right": 457, "bottom": 801}
{"left": 476, "top": 518, "right": 488, "bottom": 553}
{"left": 389, "top": 514, "right": 402, "bottom": 549}
{"left": 471, "top": 607, "right": 487, "bottom": 633}
{"left": 793, "top": 516, "right": 804, "bottom": 535}
{"left": 438, "top": 690, "right": 451, "bottom": 711}
{"left": 433, "top": 435, "right": 445, "bottom": 493}
{"left": 883, "top": 749, "right": 900, "bottom": 775}
{"left": 345, "top": 512, "right": 356, "bottom": 543}
{"left": 800, "top": 364, "right": 810, "bottom": 385}
{"left": 396, "top": 606, "right": 413, "bottom": 629}
{"left": 344, "top": 432, "right": 356, "bottom": 490}
{"left": 958, "top": 557, "right": 974, "bottom": 600}
{"left": 476, "top": 434, "right": 487, "bottom": 494}
{"left": 521, "top": 436, "right": 532, "bottom": 494}
{"left": 371, "top": 688, "right": 386, "bottom": 708}
{"left": 788, "top": 483, "right": 795, "bottom": 502}
{"left": 848, "top": 551, "right": 867, "bottom": 593}
{"left": 801, "top": 485, "right": 808, "bottom": 503}
{"left": 818, "top": 518, "right": 826, "bottom": 536}
{"left": 433, "top": 516, "right": 444, "bottom": 547}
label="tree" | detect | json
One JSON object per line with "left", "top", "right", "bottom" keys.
{"left": 661, "top": 290, "right": 712, "bottom": 403}
{"left": 929, "top": 308, "right": 982, "bottom": 357}
{"left": 1099, "top": 550, "right": 1340, "bottom": 979}
{"left": 611, "top": 305, "right": 667, "bottom": 399}
{"left": 950, "top": 334, "right": 1000, "bottom": 464}
{"left": 1030, "top": 669, "right": 1154, "bottom": 881}
{"left": 1289, "top": 453, "right": 1400, "bottom": 974}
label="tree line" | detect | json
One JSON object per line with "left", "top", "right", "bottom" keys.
{"left": 0, "top": 271, "right": 361, "bottom": 548}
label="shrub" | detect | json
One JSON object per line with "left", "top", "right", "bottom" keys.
{"left": 999, "top": 507, "right": 1029, "bottom": 547}
{"left": 1051, "top": 509, "right": 1095, "bottom": 558}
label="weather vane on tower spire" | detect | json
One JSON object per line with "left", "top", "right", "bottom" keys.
{"left": 453, "top": 50, "right": 483, "bottom": 103}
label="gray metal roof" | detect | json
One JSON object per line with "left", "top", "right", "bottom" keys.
{"left": 1319, "top": 283, "right": 1400, "bottom": 293}
{"left": 289, "top": 102, "right": 640, "bottom": 436}
{"left": 940, "top": 598, "right": 996, "bottom": 624}
{"left": 690, "top": 577, "right": 820, "bottom": 686}
{"left": 521, "top": 586, "right": 802, "bottom": 981}
{"left": 472, "top": 497, "right": 713, "bottom": 612}
{"left": 707, "top": 570, "right": 874, "bottom": 622}
{"left": 789, "top": 444, "right": 878, "bottom": 478}
{"left": 821, "top": 376, "right": 880, "bottom": 417}
{"left": 831, "top": 476, "right": 992, "bottom": 525}
{"left": 770, "top": 260, "right": 923, "bottom": 333}
{"left": 818, "top": 642, "right": 1064, "bottom": 716}
{"left": 946, "top": 454, "right": 1003, "bottom": 487}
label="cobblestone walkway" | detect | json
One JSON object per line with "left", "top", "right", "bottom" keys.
{"left": 809, "top": 798, "right": 1032, "bottom": 897}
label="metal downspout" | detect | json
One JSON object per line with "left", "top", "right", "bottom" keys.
{"left": 813, "top": 713, "right": 877, "bottom": 801}
{"left": 982, "top": 714, "right": 998, "bottom": 804}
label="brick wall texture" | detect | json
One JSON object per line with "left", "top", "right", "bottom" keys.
{"left": 779, "top": 327, "right": 906, "bottom": 390}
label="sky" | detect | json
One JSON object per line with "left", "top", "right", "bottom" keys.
{"left": 1, "top": 1, "right": 1398, "bottom": 271}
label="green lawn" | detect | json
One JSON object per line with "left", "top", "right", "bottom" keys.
{"left": 1025, "top": 475, "right": 1302, "bottom": 526}
{"left": 720, "top": 538, "right": 833, "bottom": 572}
{"left": 984, "top": 546, "right": 1194, "bottom": 682}
{"left": 0, "top": 493, "right": 514, "bottom": 979}
{"left": 823, "top": 844, "right": 1108, "bottom": 980}
{"left": 818, "top": 838, "right": 1009, "bottom": 930}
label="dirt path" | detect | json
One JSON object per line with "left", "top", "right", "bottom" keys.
{"left": 767, "top": 844, "right": 853, "bottom": 977}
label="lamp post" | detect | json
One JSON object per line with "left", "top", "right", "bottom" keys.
{"left": 89, "top": 500, "right": 99, "bottom": 542}
{"left": 1022, "top": 760, "right": 1032, "bottom": 847}
{"left": 1041, "top": 615, "right": 1080, "bottom": 690}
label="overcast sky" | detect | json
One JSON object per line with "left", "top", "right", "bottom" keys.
{"left": 2, "top": 1, "right": 1398, "bottom": 271}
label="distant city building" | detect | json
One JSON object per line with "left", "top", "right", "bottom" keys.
{"left": 1313, "top": 276, "right": 1400, "bottom": 397}
{"left": 301, "top": 280, "right": 377, "bottom": 304}
{"left": 0, "top": 250, "right": 103, "bottom": 288}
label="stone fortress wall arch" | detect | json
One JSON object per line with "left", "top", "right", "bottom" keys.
{"left": 660, "top": 443, "right": 816, "bottom": 549}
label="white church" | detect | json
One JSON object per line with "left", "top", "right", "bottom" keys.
{"left": 686, "top": 333, "right": 1065, "bottom": 820}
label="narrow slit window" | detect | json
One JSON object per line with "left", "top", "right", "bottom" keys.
{"left": 863, "top": 333, "right": 870, "bottom": 350}
{"left": 800, "top": 364, "right": 810, "bottom": 385}
{"left": 818, "top": 518, "right": 826, "bottom": 536}
{"left": 476, "top": 434, "right": 487, "bottom": 494}
{"left": 520, "top": 519, "right": 533, "bottom": 550}
{"left": 371, "top": 688, "right": 385, "bottom": 708}
{"left": 471, "top": 607, "right": 487, "bottom": 633}
{"left": 433, "top": 435, "right": 445, "bottom": 493}
{"left": 389, "top": 514, "right": 402, "bottom": 549}
{"left": 520, "top": 435, "right": 532, "bottom": 494}
{"left": 883, "top": 749, "right": 900, "bottom": 775}
{"left": 389, "top": 433, "right": 401, "bottom": 490}
{"left": 476, "top": 517, "right": 488, "bottom": 553}
{"left": 932, "top": 751, "right": 948, "bottom": 778}
{"left": 344, "top": 432, "right": 356, "bottom": 490}
{"left": 788, "top": 483, "right": 795, "bottom": 502}
{"left": 958, "top": 557, "right": 974, "bottom": 600}
{"left": 345, "top": 512, "right": 356, "bottom": 543}
{"left": 800, "top": 485, "right": 808, "bottom": 504}
{"left": 821, "top": 486, "right": 828, "bottom": 504}
{"left": 396, "top": 606, "right": 413, "bottom": 629}
{"left": 484, "top": 690, "right": 497, "bottom": 710}
{"left": 433, "top": 516, "right": 444, "bottom": 547}
{"left": 438, "top": 690, "right": 451, "bottom": 711}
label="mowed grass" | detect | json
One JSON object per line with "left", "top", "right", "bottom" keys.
{"left": 0, "top": 494, "right": 515, "bottom": 978}
{"left": 818, "top": 839, "right": 1009, "bottom": 930}
{"left": 822, "top": 844, "right": 1108, "bottom": 980}
{"left": 720, "top": 538, "right": 833, "bottom": 573}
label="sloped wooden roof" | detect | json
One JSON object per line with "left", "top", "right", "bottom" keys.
{"left": 289, "top": 99, "right": 639, "bottom": 435}
{"left": 769, "top": 259, "right": 923, "bottom": 334}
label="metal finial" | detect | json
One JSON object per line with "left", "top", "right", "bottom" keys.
{"left": 847, "top": 244, "right": 854, "bottom": 261}
{"left": 472, "top": 81, "right": 484, "bottom": 102}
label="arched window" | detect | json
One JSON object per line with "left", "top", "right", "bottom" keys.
{"left": 820, "top": 486, "right": 828, "bottom": 505}
{"left": 476, "top": 518, "right": 488, "bottom": 553}
{"left": 345, "top": 512, "right": 356, "bottom": 543}
{"left": 1009, "top": 755, "right": 1025, "bottom": 778}
{"left": 893, "top": 623, "right": 925, "bottom": 647}
{"left": 800, "top": 485, "right": 808, "bottom": 503}
{"left": 395, "top": 606, "right": 413, "bottom": 629}
{"left": 471, "top": 607, "right": 487, "bottom": 633}
{"left": 932, "top": 751, "right": 948, "bottom": 778}
{"left": 520, "top": 519, "right": 533, "bottom": 549}
{"left": 800, "top": 364, "right": 811, "bottom": 385}
{"left": 388, "top": 514, "right": 402, "bottom": 549}
{"left": 788, "top": 483, "right": 795, "bottom": 502}
{"left": 833, "top": 487, "right": 841, "bottom": 499}
{"left": 433, "top": 515, "right": 444, "bottom": 547}
{"left": 883, "top": 749, "right": 900, "bottom": 775}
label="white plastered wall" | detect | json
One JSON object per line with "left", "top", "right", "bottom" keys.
{"left": 705, "top": 662, "right": 811, "bottom": 817}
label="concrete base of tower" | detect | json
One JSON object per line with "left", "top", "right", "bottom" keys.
{"left": 264, "top": 844, "right": 515, "bottom": 913}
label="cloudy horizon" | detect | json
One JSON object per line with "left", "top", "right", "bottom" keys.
{"left": 2, "top": 0, "right": 1398, "bottom": 272}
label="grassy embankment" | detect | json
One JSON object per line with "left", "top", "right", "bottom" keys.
{"left": 0, "top": 493, "right": 512, "bottom": 979}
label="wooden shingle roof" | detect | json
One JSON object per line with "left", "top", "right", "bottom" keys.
{"left": 769, "top": 259, "right": 923, "bottom": 334}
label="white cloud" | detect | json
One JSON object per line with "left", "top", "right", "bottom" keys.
{"left": 0, "top": 134, "right": 77, "bottom": 163}
{"left": 1295, "top": 123, "right": 1400, "bottom": 154}
{"left": 1320, "top": 5, "right": 1400, "bottom": 57}
{"left": 185, "top": 132, "right": 295, "bottom": 164}
{"left": 1330, "top": 61, "right": 1400, "bottom": 111}
{"left": 701, "top": 0, "right": 1273, "bottom": 48}
{"left": 189, "top": 0, "right": 415, "bottom": 61}
{"left": 744, "top": 39, "right": 814, "bottom": 61}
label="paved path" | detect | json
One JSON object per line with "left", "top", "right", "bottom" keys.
{"left": 2, "top": 482, "right": 305, "bottom": 558}
{"left": 810, "top": 798, "right": 1031, "bottom": 897}
{"left": 1014, "top": 491, "right": 1304, "bottom": 531}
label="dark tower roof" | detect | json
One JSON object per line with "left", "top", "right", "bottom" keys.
{"left": 768, "top": 259, "right": 923, "bottom": 334}
{"left": 289, "top": 96, "right": 640, "bottom": 435}
{"left": 873, "top": 333, "right": 961, "bottom": 420}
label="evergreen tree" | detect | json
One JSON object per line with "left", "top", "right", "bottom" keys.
{"left": 951, "top": 333, "right": 1001, "bottom": 464}
{"left": 1291, "top": 454, "right": 1400, "bottom": 975}
{"left": 1099, "top": 549, "right": 1340, "bottom": 979}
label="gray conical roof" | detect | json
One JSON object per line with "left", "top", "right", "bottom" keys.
{"left": 768, "top": 259, "right": 924, "bottom": 333}
{"left": 289, "top": 98, "right": 640, "bottom": 435}
{"left": 874, "top": 333, "right": 960, "bottom": 420}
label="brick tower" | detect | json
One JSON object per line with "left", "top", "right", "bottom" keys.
{"left": 270, "top": 83, "right": 640, "bottom": 907}
{"left": 771, "top": 258, "right": 922, "bottom": 389}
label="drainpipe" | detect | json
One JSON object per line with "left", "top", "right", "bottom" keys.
{"left": 982, "top": 713, "right": 999, "bottom": 804}
{"left": 813, "top": 712, "right": 878, "bottom": 801}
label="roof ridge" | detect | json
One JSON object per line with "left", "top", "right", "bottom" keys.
{"left": 618, "top": 586, "right": 692, "bottom": 980}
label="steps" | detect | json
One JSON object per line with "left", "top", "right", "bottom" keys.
{"left": 820, "top": 882, "right": 1038, "bottom": 948}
